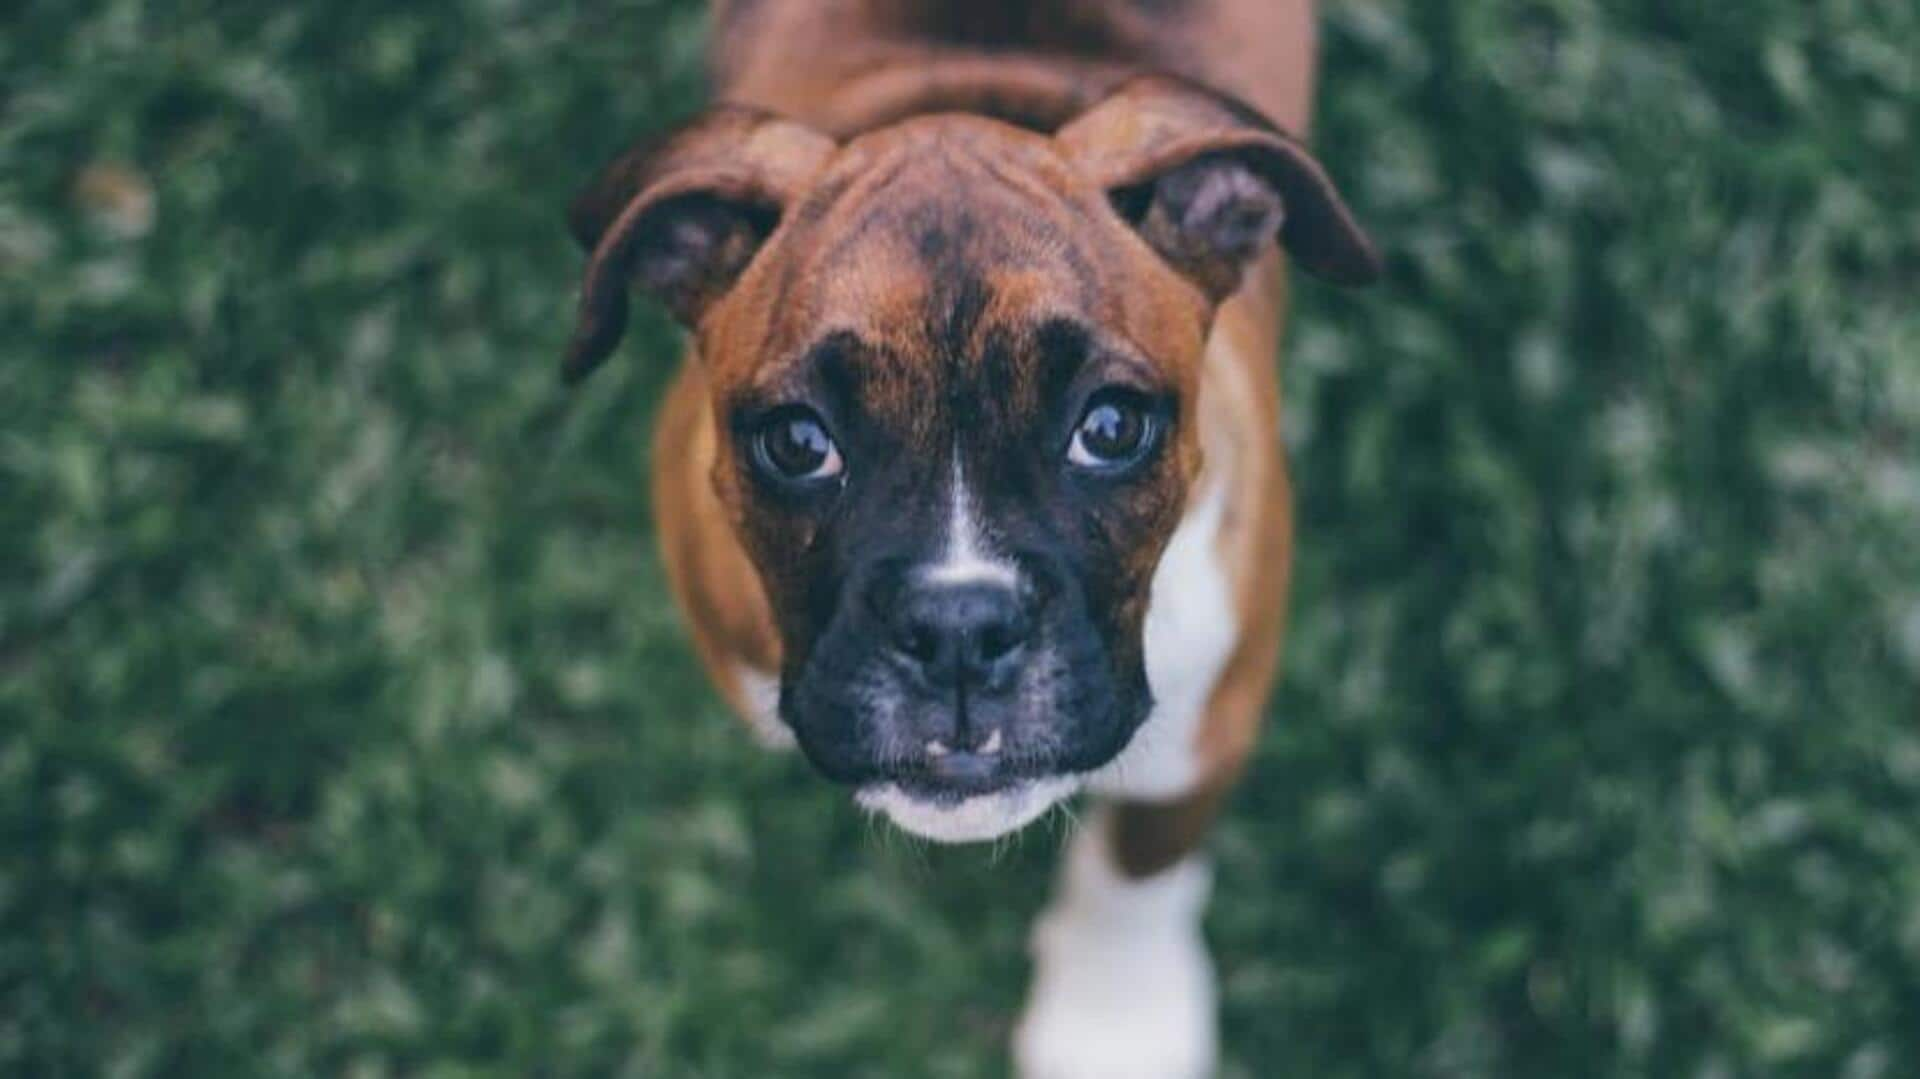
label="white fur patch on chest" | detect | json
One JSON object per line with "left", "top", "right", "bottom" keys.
{"left": 1014, "top": 808, "right": 1218, "bottom": 1079}
{"left": 1086, "top": 473, "right": 1237, "bottom": 801}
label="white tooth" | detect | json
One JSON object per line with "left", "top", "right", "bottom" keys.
{"left": 978, "top": 729, "right": 1003, "bottom": 755}
{"left": 926, "top": 739, "right": 951, "bottom": 757}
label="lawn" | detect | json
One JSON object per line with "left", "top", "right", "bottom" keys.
{"left": 4, "top": 1, "right": 1919, "bottom": 1075}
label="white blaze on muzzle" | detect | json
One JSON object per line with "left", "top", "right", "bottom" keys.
{"left": 924, "top": 451, "right": 1021, "bottom": 588}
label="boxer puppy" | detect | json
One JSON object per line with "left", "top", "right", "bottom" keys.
{"left": 562, "top": 3, "right": 1377, "bottom": 1074}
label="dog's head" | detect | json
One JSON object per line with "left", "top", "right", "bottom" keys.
{"left": 565, "top": 76, "right": 1376, "bottom": 840}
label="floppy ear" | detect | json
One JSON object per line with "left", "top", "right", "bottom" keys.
{"left": 1055, "top": 74, "right": 1380, "bottom": 300}
{"left": 563, "top": 106, "right": 836, "bottom": 382}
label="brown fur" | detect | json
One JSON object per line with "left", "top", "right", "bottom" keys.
{"left": 580, "top": 0, "right": 1362, "bottom": 876}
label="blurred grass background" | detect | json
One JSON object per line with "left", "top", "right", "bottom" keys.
{"left": 4, "top": 0, "right": 1919, "bottom": 1075}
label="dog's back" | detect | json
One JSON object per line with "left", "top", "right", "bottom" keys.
{"left": 709, "top": 0, "right": 1321, "bottom": 137}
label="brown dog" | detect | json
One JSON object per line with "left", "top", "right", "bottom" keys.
{"left": 563, "top": 2, "right": 1377, "bottom": 1074}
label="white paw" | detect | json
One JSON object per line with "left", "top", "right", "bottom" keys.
{"left": 1013, "top": 813, "right": 1218, "bottom": 1079}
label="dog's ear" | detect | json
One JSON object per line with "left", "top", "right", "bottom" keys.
{"left": 563, "top": 106, "right": 836, "bottom": 382}
{"left": 1056, "top": 75, "right": 1380, "bottom": 300}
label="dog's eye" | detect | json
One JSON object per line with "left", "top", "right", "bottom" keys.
{"left": 753, "top": 408, "right": 844, "bottom": 484}
{"left": 1067, "top": 391, "right": 1160, "bottom": 471}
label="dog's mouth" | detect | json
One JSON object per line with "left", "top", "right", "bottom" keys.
{"left": 855, "top": 775, "right": 1082, "bottom": 843}
{"left": 886, "top": 731, "right": 1060, "bottom": 799}
{"left": 779, "top": 625, "right": 1147, "bottom": 843}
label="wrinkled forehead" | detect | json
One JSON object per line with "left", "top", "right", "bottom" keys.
{"left": 708, "top": 118, "right": 1209, "bottom": 418}
{"left": 792, "top": 117, "right": 1108, "bottom": 309}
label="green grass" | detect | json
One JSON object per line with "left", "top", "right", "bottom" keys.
{"left": 5, "top": 1, "right": 1919, "bottom": 1075}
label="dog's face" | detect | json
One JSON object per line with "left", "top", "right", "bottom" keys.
{"left": 565, "top": 77, "right": 1376, "bottom": 839}
{"left": 701, "top": 120, "right": 1211, "bottom": 818}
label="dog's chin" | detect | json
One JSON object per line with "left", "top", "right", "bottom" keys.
{"left": 855, "top": 776, "right": 1083, "bottom": 843}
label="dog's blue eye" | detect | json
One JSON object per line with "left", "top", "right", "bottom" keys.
{"left": 1068, "top": 392, "right": 1157, "bottom": 470}
{"left": 754, "top": 409, "right": 844, "bottom": 483}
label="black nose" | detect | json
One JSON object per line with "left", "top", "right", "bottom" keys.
{"left": 885, "top": 580, "right": 1031, "bottom": 689}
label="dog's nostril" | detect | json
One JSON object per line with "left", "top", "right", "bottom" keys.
{"left": 887, "top": 581, "right": 1032, "bottom": 683}
{"left": 897, "top": 620, "right": 942, "bottom": 664}
{"left": 972, "top": 620, "right": 1023, "bottom": 664}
